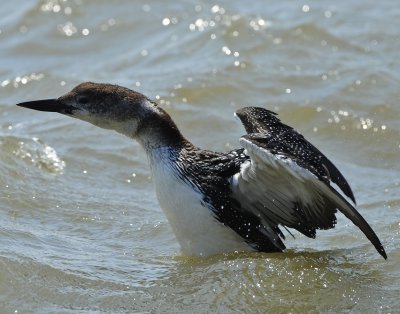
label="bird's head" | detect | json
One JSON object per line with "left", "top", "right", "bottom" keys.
{"left": 17, "top": 82, "right": 186, "bottom": 149}
{"left": 17, "top": 82, "right": 160, "bottom": 138}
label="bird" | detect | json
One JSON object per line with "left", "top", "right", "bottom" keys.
{"left": 16, "top": 82, "right": 387, "bottom": 259}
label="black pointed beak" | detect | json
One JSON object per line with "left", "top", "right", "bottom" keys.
{"left": 16, "top": 99, "right": 74, "bottom": 114}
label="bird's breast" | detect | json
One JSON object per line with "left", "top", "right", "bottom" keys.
{"left": 149, "top": 154, "right": 252, "bottom": 256}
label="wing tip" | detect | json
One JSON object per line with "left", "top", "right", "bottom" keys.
{"left": 379, "top": 246, "right": 388, "bottom": 260}
{"left": 328, "top": 185, "right": 387, "bottom": 260}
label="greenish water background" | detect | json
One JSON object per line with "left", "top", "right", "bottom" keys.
{"left": 1, "top": 1, "right": 399, "bottom": 312}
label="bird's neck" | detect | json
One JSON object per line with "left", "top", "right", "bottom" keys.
{"left": 134, "top": 106, "right": 192, "bottom": 154}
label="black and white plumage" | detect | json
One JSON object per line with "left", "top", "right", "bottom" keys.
{"left": 16, "top": 82, "right": 387, "bottom": 259}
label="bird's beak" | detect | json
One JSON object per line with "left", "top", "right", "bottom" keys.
{"left": 16, "top": 99, "right": 74, "bottom": 114}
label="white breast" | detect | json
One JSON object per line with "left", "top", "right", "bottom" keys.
{"left": 148, "top": 149, "right": 252, "bottom": 256}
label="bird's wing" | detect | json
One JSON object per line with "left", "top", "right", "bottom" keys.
{"left": 232, "top": 107, "right": 386, "bottom": 259}
{"left": 235, "top": 106, "right": 356, "bottom": 203}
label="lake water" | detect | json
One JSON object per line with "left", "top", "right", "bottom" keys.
{"left": 1, "top": 0, "right": 400, "bottom": 313}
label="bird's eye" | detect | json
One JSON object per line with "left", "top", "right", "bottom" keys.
{"left": 78, "top": 96, "right": 89, "bottom": 104}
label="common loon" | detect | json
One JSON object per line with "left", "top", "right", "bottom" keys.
{"left": 17, "top": 82, "right": 387, "bottom": 259}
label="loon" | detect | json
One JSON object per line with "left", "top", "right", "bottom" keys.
{"left": 17, "top": 82, "right": 387, "bottom": 259}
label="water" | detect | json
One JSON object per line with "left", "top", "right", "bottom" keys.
{"left": 1, "top": 0, "right": 400, "bottom": 312}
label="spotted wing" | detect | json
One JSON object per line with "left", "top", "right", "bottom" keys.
{"left": 232, "top": 107, "right": 386, "bottom": 259}
{"left": 235, "top": 106, "right": 356, "bottom": 203}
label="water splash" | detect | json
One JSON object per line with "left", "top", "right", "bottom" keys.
{"left": 12, "top": 137, "right": 65, "bottom": 173}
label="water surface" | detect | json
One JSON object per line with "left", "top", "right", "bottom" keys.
{"left": 1, "top": 0, "right": 399, "bottom": 312}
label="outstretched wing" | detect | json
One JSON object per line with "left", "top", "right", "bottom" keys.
{"left": 235, "top": 106, "right": 355, "bottom": 203}
{"left": 232, "top": 107, "right": 386, "bottom": 259}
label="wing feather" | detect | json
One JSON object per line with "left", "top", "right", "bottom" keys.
{"left": 232, "top": 107, "right": 387, "bottom": 259}
{"left": 235, "top": 106, "right": 356, "bottom": 203}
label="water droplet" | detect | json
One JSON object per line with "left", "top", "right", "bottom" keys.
{"left": 211, "top": 5, "right": 220, "bottom": 13}
{"left": 162, "top": 18, "right": 170, "bottom": 26}
{"left": 302, "top": 4, "right": 310, "bottom": 12}
{"left": 1, "top": 79, "right": 10, "bottom": 87}
{"left": 53, "top": 4, "right": 61, "bottom": 13}
{"left": 64, "top": 7, "right": 72, "bottom": 15}
{"left": 222, "top": 46, "right": 231, "bottom": 55}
